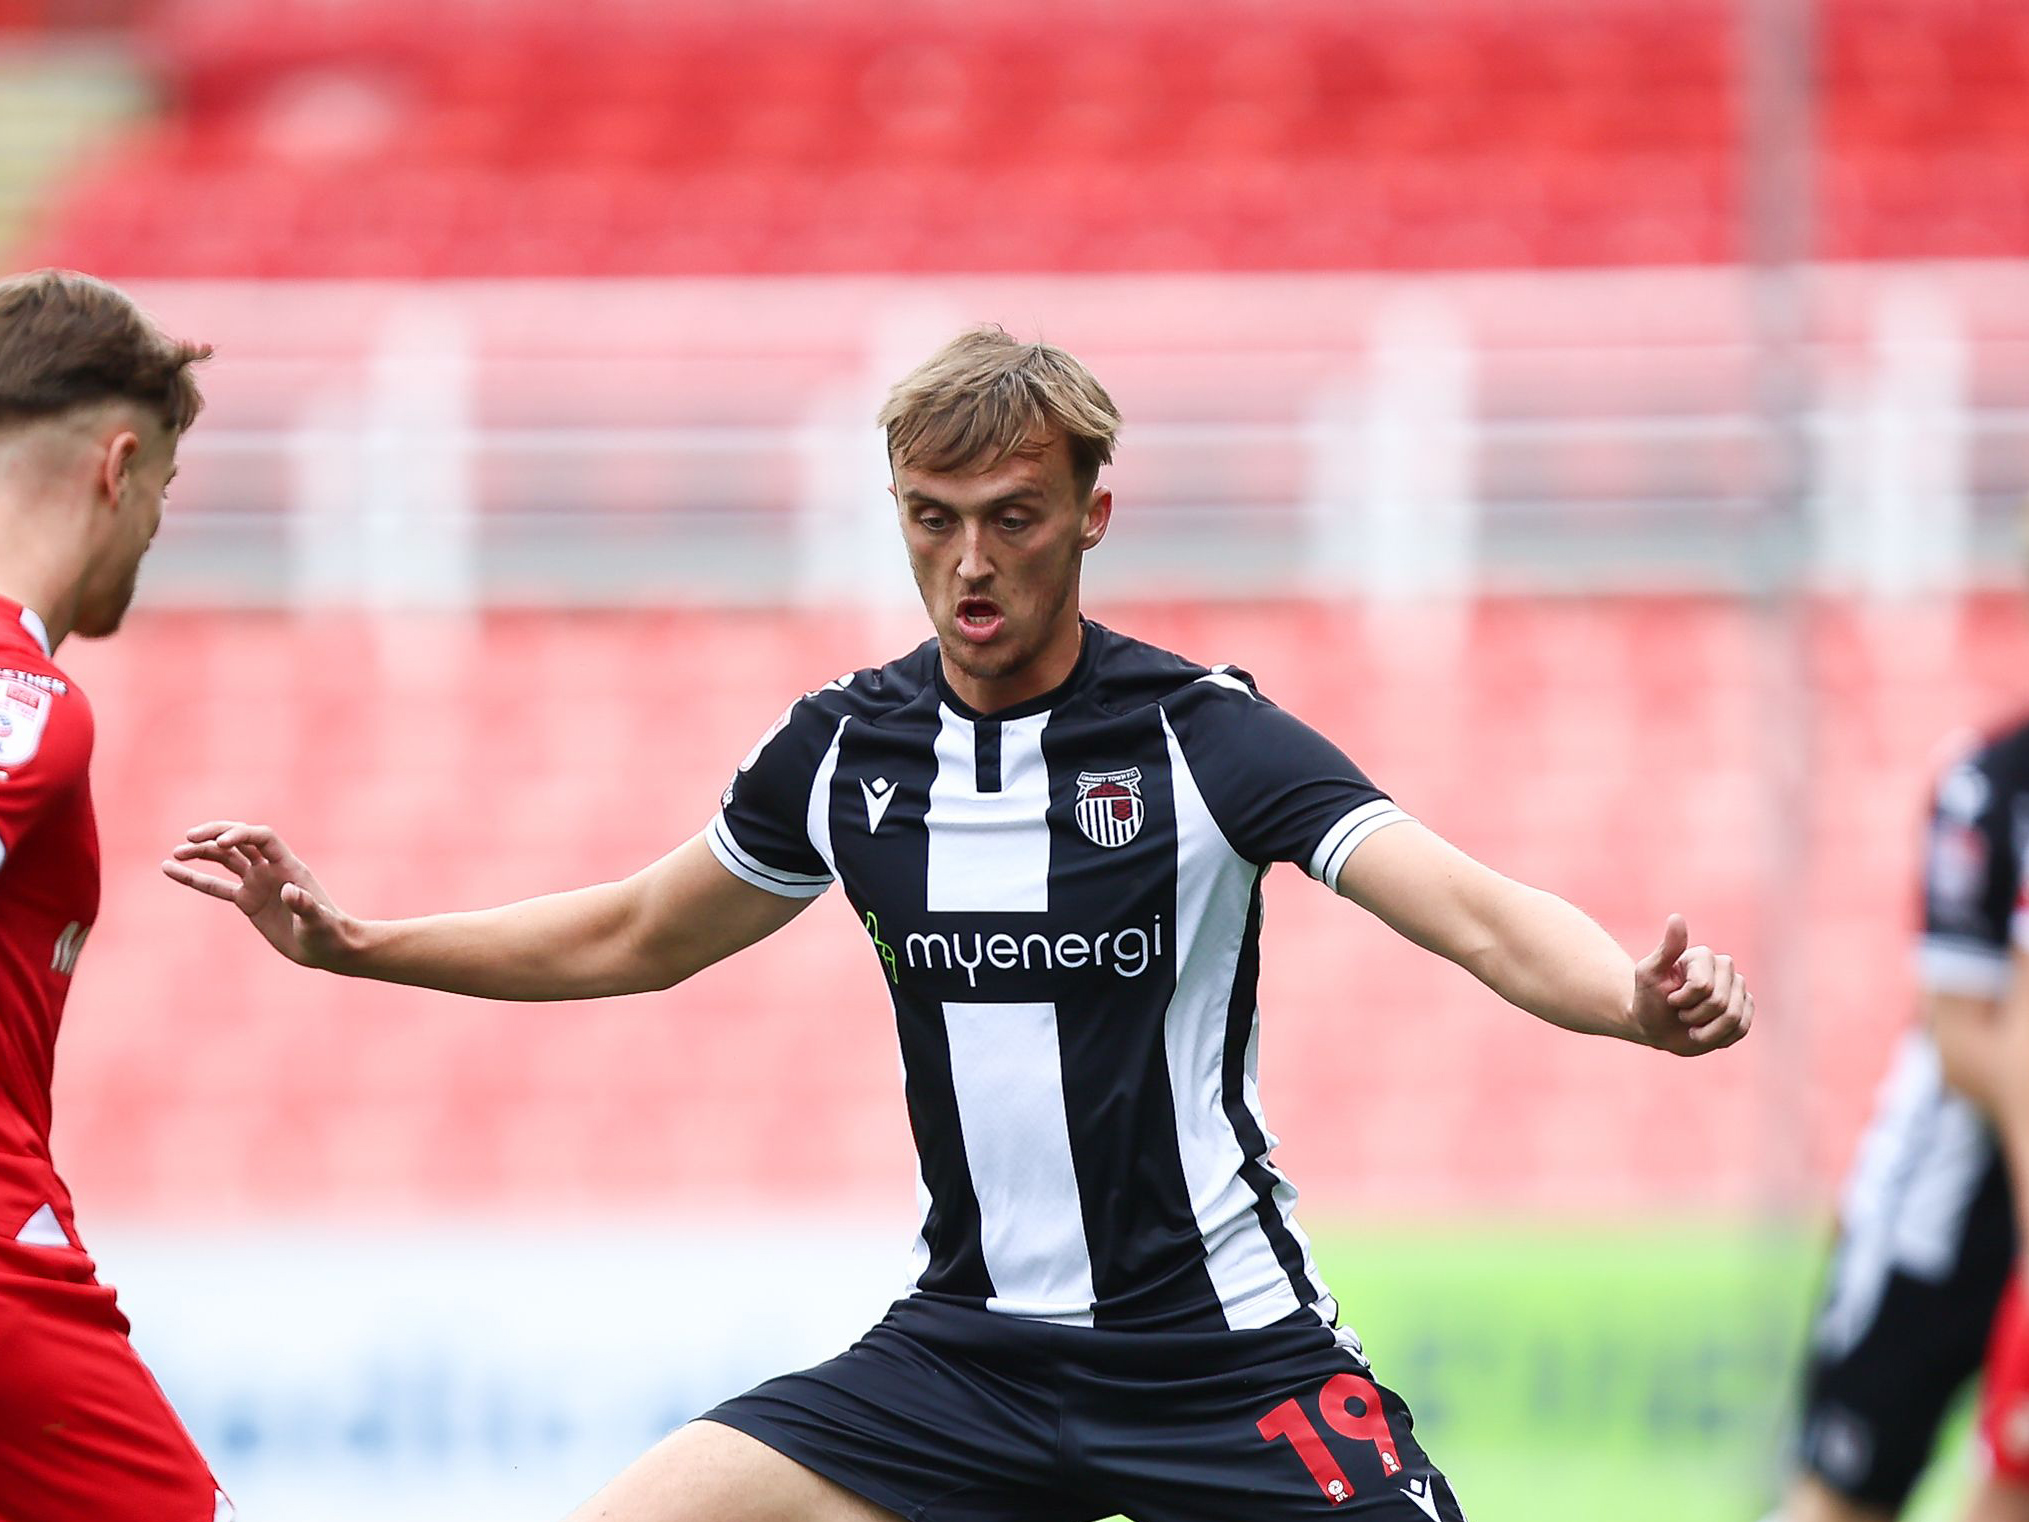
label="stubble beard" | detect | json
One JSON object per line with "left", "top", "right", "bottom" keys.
{"left": 75, "top": 561, "right": 141, "bottom": 640}
{"left": 939, "top": 626, "right": 1027, "bottom": 684}
{"left": 941, "top": 573, "right": 1078, "bottom": 688}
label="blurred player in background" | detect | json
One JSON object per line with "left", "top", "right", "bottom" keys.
{"left": 1770, "top": 535, "right": 2029, "bottom": 1522}
{"left": 1945, "top": 514, "right": 2029, "bottom": 1522}
{"left": 168, "top": 328, "right": 1751, "bottom": 1522}
{"left": 0, "top": 271, "right": 230, "bottom": 1521}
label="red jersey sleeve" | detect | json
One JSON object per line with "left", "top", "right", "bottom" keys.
{"left": 0, "top": 675, "right": 90, "bottom": 870}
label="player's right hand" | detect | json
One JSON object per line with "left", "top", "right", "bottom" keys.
{"left": 162, "top": 821, "right": 358, "bottom": 970}
{"left": 1629, "top": 913, "right": 1753, "bottom": 1056}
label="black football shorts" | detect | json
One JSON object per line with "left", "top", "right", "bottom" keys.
{"left": 704, "top": 1296, "right": 1466, "bottom": 1521}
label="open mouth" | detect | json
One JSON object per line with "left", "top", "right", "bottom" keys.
{"left": 954, "top": 598, "right": 1005, "bottom": 644}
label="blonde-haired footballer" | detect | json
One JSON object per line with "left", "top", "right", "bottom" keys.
{"left": 170, "top": 326, "right": 1752, "bottom": 1522}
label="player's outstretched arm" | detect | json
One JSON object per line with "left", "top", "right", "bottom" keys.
{"left": 1334, "top": 820, "right": 1751, "bottom": 1055}
{"left": 162, "top": 824, "right": 811, "bottom": 1000}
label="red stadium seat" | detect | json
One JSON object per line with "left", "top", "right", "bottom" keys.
{"left": 27, "top": 0, "right": 2025, "bottom": 277}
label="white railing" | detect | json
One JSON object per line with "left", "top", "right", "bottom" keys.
{"left": 130, "top": 263, "right": 2029, "bottom": 609}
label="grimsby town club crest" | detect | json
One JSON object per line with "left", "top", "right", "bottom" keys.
{"left": 1075, "top": 767, "right": 1145, "bottom": 848}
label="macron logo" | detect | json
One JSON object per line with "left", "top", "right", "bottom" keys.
{"left": 861, "top": 777, "right": 896, "bottom": 832}
{"left": 1402, "top": 1477, "right": 1442, "bottom": 1522}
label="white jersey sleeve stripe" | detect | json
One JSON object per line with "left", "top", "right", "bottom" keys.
{"left": 806, "top": 716, "right": 848, "bottom": 878}
{"left": 1916, "top": 936, "right": 2012, "bottom": 997}
{"left": 1915, "top": 941, "right": 2012, "bottom": 1002}
{"left": 1308, "top": 798, "right": 1414, "bottom": 885}
{"left": 707, "top": 813, "right": 832, "bottom": 898}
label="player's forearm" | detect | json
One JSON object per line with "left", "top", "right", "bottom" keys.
{"left": 1457, "top": 884, "right": 1645, "bottom": 1043}
{"left": 332, "top": 880, "right": 667, "bottom": 1000}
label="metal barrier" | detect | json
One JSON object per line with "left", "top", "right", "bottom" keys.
{"left": 129, "top": 264, "right": 2028, "bottom": 610}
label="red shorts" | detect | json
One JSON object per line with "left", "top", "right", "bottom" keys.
{"left": 0, "top": 1250, "right": 229, "bottom": 1522}
{"left": 1983, "top": 1272, "right": 2029, "bottom": 1487}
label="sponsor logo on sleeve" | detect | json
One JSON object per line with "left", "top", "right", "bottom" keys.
{"left": 1939, "top": 761, "right": 1990, "bottom": 822}
{"left": 725, "top": 671, "right": 860, "bottom": 809}
{"left": 1927, "top": 818, "right": 1989, "bottom": 927}
{"left": 737, "top": 703, "right": 798, "bottom": 773}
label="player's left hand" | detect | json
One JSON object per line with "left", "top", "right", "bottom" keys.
{"left": 1630, "top": 914, "right": 1753, "bottom": 1056}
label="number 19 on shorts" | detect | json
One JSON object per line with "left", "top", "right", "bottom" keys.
{"left": 1257, "top": 1373, "right": 1403, "bottom": 1505}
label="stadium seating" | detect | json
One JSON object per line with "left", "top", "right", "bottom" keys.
{"left": 20, "top": 0, "right": 2028, "bottom": 276}
{"left": 47, "top": 596, "right": 2029, "bottom": 1221}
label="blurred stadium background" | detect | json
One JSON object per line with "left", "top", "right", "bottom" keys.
{"left": 3, "top": 0, "right": 2026, "bottom": 1515}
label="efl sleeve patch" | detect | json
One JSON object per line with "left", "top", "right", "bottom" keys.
{"left": 1921, "top": 749, "right": 2016, "bottom": 953}
{"left": 1168, "top": 674, "right": 1397, "bottom": 874}
{"left": 714, "top": 691, "right": 843, "bottom": 892}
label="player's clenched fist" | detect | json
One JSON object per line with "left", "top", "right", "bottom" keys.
{"left": 1630, "top": 913, "right": 1753, "bottom": 1056}
{"left": 161, "top": 821, "right": 359, "bottom": 969}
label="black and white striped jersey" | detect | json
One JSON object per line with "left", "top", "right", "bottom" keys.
{"left": 1918, "top": 714, "right": 2029, "bottom": 997}
{"left": 709, "top": 620, "right": 1411, "bottom": 1332}
{"left": 1807, "top": 715, "right": 2029, "bottom": 1374}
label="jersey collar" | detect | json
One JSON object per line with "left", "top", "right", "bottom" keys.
{"left": 935, "top": 618, "right": 1100, "bottom": 723}
{"left": 0, "top": 598, "right": 51, "bottom": 658}
{"left": 16, "top": 605, "right": 50, "bottom": 658}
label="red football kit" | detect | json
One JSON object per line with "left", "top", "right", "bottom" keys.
{"left": 0, "top": 599, "right": 229, "bottom": 1521}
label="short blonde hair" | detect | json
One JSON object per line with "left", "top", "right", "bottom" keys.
{"left": 878, "top": 326, "right": 1120, "bottom": 492}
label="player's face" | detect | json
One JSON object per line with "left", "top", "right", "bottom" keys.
{"left": 75, "top": 420, "right": 177, "bottom": 640}
{"left": 893, "top": 433, "right": 1111, "bottom": 710}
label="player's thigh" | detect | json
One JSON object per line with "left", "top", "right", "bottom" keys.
{"left": 0, "top": 1296, "right": 224, "bottom": 1522}
{"left": 1774, "top": 1474, "right": 1895, "bottom": 1522}
{"left": 562, "top": 1418, "right": 904, "bottom": 1522}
